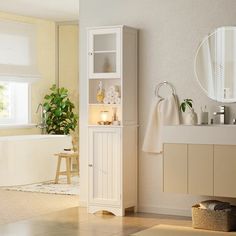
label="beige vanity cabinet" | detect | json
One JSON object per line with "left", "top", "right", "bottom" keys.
{"left": 214, "top": 145, "right": 236, "bottom": 198}
{"left": 188, "top": 144, "right": 213, "bottom": 196}
{"left": 163, "top": 143, "right": 236, "bottom": 198}
{"left": 163, "top": 144, "right": 213, "bottom": 195}
{"left": 163, "top": 144, "right": 187, "bottom": 194}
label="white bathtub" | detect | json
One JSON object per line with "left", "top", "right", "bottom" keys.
{"left": 0, "top": 135, "right": 72, "bottom": 186}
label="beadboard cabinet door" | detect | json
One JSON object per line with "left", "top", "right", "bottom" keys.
{"left": 88, "top": 127, "right": 121, "bottom": 206}
{"left": 163, "top": 144, "right": 188, "bottom": 194}
{"left": 188, "top": 144, "right": 213, "bottom": 196}
{"left": 214, "top": 145, "right": 236, "bottom": 198}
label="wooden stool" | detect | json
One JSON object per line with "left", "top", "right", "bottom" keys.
{"left": 54, "top": 152, "right": 79, "bottom": 184}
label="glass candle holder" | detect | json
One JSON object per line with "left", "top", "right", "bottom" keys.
{"left": 100, "top": 110, "right": 109, "bottom": 122}
{"left": 98, "top": 110, "right": 111, "bottom": 125}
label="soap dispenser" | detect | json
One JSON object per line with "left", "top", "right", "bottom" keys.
{"left": 199, "top": 106, "right": 209, "bottom": 125}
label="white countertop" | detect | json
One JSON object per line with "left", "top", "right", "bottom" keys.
{"left": 162, "top": 125, "right": 236, "bottom": 145}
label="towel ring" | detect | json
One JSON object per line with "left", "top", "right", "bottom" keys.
{"left": 155, "top": 81, "right": 175, "bottom": 99}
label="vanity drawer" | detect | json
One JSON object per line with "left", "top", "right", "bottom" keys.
{"left": 188, "top": 144, "right": 213, "bottom": 196}
{"left": 214, "top": 145, "right": 236, "bottom": 198}
{"left": 163, "top": 144, "right": 187, "bottom": 194}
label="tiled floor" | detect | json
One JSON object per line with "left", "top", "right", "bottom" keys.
{"left": 0, "top": 207, "right": 192, "bottom": 236}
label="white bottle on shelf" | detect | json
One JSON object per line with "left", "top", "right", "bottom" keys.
{"left": 198, "top": 106, "right": 209, "bottom": 125}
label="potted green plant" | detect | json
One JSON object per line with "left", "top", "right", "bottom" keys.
{"left": 180, "top": 98, "right": 193, "bottom": 112}
{"left": 180, "top": 98, "right": 197, "bottom": 125}
{"left": 43, "top": 84, "right": 78, "bottom": 135}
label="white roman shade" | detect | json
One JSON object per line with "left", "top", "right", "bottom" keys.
{"left": 0, "top": 20, "right": 40, "bottom": 83}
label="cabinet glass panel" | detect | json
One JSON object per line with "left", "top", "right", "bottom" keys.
{"left": 94, "top": 52, "right": 116, "bottom": 73}
{"left": 94, "top": 34, "right": 116, "bottom": 51}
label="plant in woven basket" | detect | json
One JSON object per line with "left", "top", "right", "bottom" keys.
{"left": 43, "top": 84, "right": 78, "bottom": 135}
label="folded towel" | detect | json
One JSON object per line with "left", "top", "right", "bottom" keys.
{"left": 142, "top": 94, "right": 180, "bottom": 153}
{"left": 109, "top": 85, "right": 119, "bottom": 92}
{"left": 109, "top": 97, "right": 115, "bottom": 104}
{"left": 199, "top": 200, "right": 231, "bottom": 211}
{"left": 114, "top": 91, "right": 120, "bottom": 98}
{"left": 103, "top": 97, "right": 109, "bottom": 104}
{"left": 115, "top": 97, "right": 121, "bottom": 104}
{"left": 106, "top": 91, "right": 112, "bottom": 98}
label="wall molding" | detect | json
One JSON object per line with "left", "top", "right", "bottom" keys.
{"left": 56, "top": 21, "right": 79, "bottom": 25}
{"left": 138, "top": 204, "right": 191, "bottom": 217}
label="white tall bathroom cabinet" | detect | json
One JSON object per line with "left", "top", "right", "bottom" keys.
{"left": 87, "top": 25, "right": 138, "bottom": 216}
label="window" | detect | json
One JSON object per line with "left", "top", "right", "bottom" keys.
{"left": 0, "top": 81, "right": 29, "bottom": 125}
{"left": 0, "top": 82, "right": 10, "bottom": 119}
{"left": 0, "top": 20, "right": 40, "bottom": 126}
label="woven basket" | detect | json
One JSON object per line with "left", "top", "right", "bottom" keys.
{"left": 192, "top": 204, "right": 236, "bottom": 232}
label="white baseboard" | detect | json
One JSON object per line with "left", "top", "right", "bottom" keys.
{"left": 138, "top": 205, "right": 191, "bottom": 217}
{"left": 78, "top": 200, "right": 191, "bottom": 217}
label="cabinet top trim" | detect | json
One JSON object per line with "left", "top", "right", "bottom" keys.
{"left": 86, "top": 25, "right": 138, "bottom": 32}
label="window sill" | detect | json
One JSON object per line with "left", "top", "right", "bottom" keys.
{"left": 0, "top": 124, "right": 37, "bottom": 130}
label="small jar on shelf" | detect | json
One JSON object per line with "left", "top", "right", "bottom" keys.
{"left": 112, "top": 107, "right": 120, "bottom": 126}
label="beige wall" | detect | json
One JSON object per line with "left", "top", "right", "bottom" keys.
{"left": 79, "top": 0, "right": 236, "bottom": 215}
{"left": 58, "top": 24, "right": 79, "bottom": 122}
{"left": 0, "top": 12, "right": 56, "bottom": 136}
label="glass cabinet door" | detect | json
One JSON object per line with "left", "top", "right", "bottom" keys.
{"left": 88, "top": 28, "right": 121, "bottom": 79}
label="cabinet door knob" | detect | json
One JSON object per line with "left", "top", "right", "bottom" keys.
{"left": 88, "top": 164, "right": 93, "bottom": 167}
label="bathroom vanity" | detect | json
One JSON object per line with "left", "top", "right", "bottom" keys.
{"left": 162, "top": 26, "right": 236, "bottom": 199}
{"left": 162, "top": 125, "right": 236, "bottom": 198}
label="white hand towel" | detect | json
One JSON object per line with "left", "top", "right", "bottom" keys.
{"left": 142, "top": 94, "right": 180, "bottom": 153}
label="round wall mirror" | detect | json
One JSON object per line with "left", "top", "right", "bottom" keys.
{"left": 195, "top": 27, "right": 236, "bottom": 102}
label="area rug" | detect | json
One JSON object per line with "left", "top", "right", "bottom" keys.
{"left": 0, "top": 189, "right": 79, "bottom": 225}
{"left": 132, "top": 224, "right": 236, "bottom": 236}
{"left": 2, "top": 176, "right": 79, "bottom": 195}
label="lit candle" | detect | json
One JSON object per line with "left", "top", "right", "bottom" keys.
{"left": 100, "top": 111, "right": 109, "bottom": 123}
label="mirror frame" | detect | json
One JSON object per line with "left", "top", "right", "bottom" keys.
{"left": 194, "top": 26, "right": 236, "bottom": 103}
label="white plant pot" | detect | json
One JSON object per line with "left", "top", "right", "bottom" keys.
{"left": 183, "top": 110, "right": 198, "bottom": 125}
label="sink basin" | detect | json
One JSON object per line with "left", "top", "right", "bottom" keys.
{"left": 162, "top": 125, "right": 236, "bottom": 145}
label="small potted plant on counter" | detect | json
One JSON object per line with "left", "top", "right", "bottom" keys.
{"left": 180, "top": 98, "right": 197, "bottom": 125}
{"left": 43, "top": 84, "right": 78, "bottom": 135}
